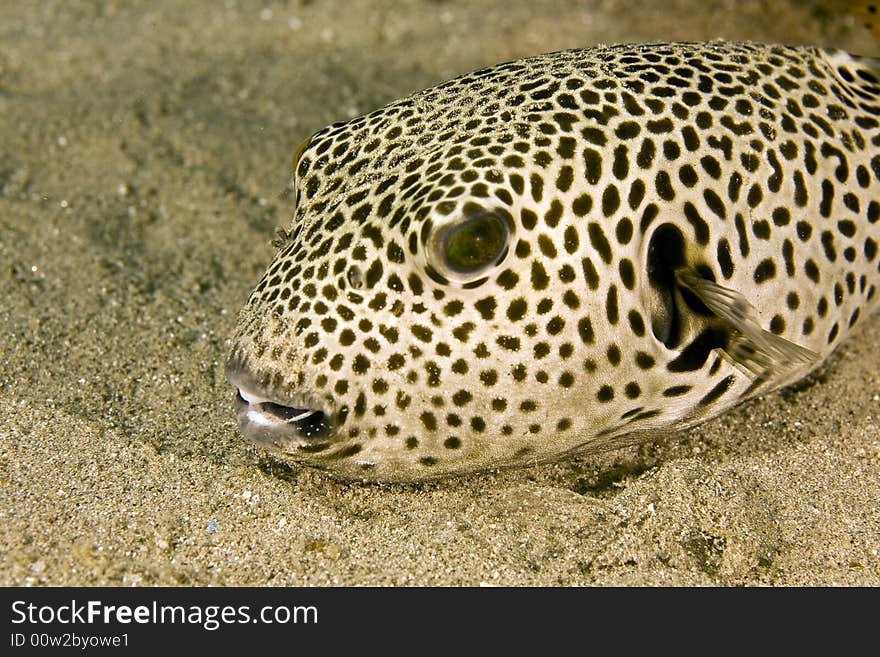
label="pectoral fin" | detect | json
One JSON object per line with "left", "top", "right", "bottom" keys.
{"left": 674, "top": 268, "right": 819, "bottom": 381}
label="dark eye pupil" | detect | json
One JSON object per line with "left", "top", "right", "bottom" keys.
{"left": 444, "top": 214, "right": 506, "bottom": 273}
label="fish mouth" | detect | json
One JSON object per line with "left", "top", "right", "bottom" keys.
{"left": 225, "top": 356, "right": 335, "bottom": 450}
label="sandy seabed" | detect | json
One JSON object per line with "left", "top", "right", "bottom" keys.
{"left": 1, "top": 0, "right": 878, "bottom": 586}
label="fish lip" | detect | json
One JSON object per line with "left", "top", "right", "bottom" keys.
{"left": 225, "top": 354, "right": 336, "bottom": 449}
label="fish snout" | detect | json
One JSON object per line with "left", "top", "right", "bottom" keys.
{"left": 225, "top": 353, "right": 334, "bottom": 451}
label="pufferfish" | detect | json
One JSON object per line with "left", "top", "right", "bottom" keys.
{"left": 226, "top": 41, "right": 880, "bottom": 482}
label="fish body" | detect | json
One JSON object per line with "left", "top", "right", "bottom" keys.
{"left": 226, "top": 41, "right": 880, "bottom": 482}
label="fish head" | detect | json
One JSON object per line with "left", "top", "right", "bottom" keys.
{"left": 224, "top": 80, "right": 647, "bottom": 481}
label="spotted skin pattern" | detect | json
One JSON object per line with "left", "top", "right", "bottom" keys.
{"left": 226, "top": 42, "right": 880, "bottom": 482}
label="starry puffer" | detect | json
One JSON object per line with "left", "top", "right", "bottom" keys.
{"left": 226, "top": 41, "right": 880, "bottom": 482}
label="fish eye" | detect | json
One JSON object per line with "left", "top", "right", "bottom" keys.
{"left": 436, "top": 208, "right": 510, "bottom": 276}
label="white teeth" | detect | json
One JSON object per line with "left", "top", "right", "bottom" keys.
{"left": 286, "top": 409, "right": 317, "bottom": 423}
{"left": 247, "top": 407, "right": 315, "bottom": 426}
{"left": 239, "top": 387, "right": 321, "bottom": 424}
{"left": 238, "top": 387, "right": 269, "bottom": 405}
{"left": 246, "top": 408, "right": 274, "bottom": 427}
